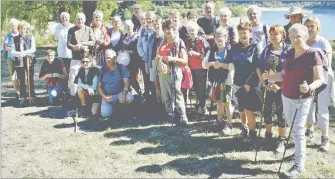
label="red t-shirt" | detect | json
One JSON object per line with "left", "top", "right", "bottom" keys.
{"left": 186, "top": 38, "right": 205, "bottom": 70}
{"left": 282, "top": 48, "right": 322, "bottom": 99}
{"left": 158, "top": 41, "right": 174, "bottom": 57}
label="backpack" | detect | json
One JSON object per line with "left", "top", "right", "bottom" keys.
{"left": 307, "top": 49, "right": 329, "bottom": 94}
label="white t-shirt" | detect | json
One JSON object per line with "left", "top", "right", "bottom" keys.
{"left": 251, "top": 23, "right": 268, "bottom": 54}
{"left": 55, "top": 23, "right": 75, "bottom": 58}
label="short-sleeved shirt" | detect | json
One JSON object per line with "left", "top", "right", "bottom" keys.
{"left": 282, "top": 48, "right": 323, "bottom": 99}
{"left": 55, "top": 23, "right": 75, "bottom": 58}
{"left": 250, "top": 24, "right": 268, "bottom": 55}
{"left": 99, "top": 64, "right": 130, "bottom": 95}
{"left": 197, "top": 16, "right": 220, "bottom": 35}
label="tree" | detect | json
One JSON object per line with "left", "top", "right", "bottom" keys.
{"left": 83, "top": 1, "right": 97, "bottom": 26}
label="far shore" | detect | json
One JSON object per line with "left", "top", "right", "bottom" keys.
{"left": 260, "top": 7, "right": 313, "bottom": 13}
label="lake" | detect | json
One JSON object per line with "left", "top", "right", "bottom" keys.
{"left": 260, "top": 9, "right": 335, "bottom": 40}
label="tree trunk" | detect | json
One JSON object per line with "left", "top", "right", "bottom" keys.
{"left": 83, "top": 1, "right": 97, "bottom": 26}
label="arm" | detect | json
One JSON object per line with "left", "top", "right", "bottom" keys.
{"left": 54, "top": 25, "right": 59, "bottom": 41}
{"left": 77, "top": 78, "right": 89, "bottom": 89}
{"left": 103, "top": 28, "right": 111, "bottom": 46}
{"left": 89, "top": 75, "right": 99, "bottom": 90}
{"left": 98, "top": 81, "right": 109, "bottom": 102}
{"left": 264, "top": 70, "right": 285, "bottom": 82}
{"left": 123, "top": 78, "right": 130, "bottom": 93}
{"left": 245, "top": 47, "right": 260, "bottom": 86}
{"left": 137, "top": 32, "right": 145, "bottom": 57}
{"left": 309, "top": 65, "right": 324, "bottom": 91}
{"left": 169, "top": 48, "right": 188, "bottom": 65}
{"left": 11, "top": 42, "right": 22, "bottom": 57}
{"left": 59, "top": 63, "right": 68, "bottom": 79}
{"left": 67, "top": 28, "right": 75, "bottom": 49}
{"left": 202, "top": 50, "right": 211, "bottom": 69}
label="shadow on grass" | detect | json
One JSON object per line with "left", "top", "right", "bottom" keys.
{"left": 22, "top": 106, "right": 68, "bottom": 119}
{"left": 135, "top": 156, "right": 278, "bottom": 178}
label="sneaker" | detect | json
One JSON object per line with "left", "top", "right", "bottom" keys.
{"left": 319, "top": 136, "right": 330, "bottom": 152}
{"left": 275, "top": 137, "right": 286, "bottom": 153}
{"left": 244, "top": 130, "right": 257, "bottom": 142}
{"left": 221, "top": 122, "right": 232, "bottom": 135}
{"left": 305, "top": 128, "right": 315, "bottom": 143}
{"left": 239, "top": 125, "right": 249, "bottom": 140}
{"left": 283, "top": 165, "right": 304, "bottom": 179}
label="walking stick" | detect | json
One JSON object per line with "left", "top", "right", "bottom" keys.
{"left": 278, "top": 94, "right": 303, "bottom": 173}
{"left": 206, "top": 82, "right": 217, "bottom": 134}
{"left": 26, "top": 55, "right": 32, "bottom": 104}
{"left": 170, "top": 64, "right": 176, "bottom": 127}
{"left": 254, "top": 84, "right": 268, "bottom": 162}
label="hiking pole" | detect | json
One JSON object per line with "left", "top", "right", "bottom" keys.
{"left": 206, "top": 82, "right": 217, "bottom": 135}
{"left": 254, "top": 83, "right": 268, "bottom": 162}
{"left": 170, "top": 64, "right": 175, "bottom": 127}
{"left": 278, "top": 94, "right": 304, "bottom": 173}
{"left": 27, "top": 55, "right": 32, "bottom": 105}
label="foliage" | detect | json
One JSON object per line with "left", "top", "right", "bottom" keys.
{"left": 96, "top": 1, "right": 119, "bottom": 25}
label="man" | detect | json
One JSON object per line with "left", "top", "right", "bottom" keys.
{"left": 55, "top": 12, "right": 75, "bottom": 72}
{"left": 131, "top": 4, "right": 141, "bottom": 32}
{"left": 39, "top": 49, "right": 68, "bottom": 105}
{"left": 98, "top": 49, "right": 134, "bottom": 119}
{"left": 284, "top": 6, "right": 304, "bottom": 44}
{"left": 247, "top": 5, "right": 269, "bottom": 57}
{"left": 197, "top": 2, "right": 220, "bottom": 43}
{"left": 67, "top": 12, "right": 95, "bottom": 96}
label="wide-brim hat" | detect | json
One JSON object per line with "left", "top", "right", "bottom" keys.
{"left": 284, "top": 7, "right": 304, "bottom": 19}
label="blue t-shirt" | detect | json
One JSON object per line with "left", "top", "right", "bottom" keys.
{"left": 99, "top": 64, "right": 130, "bottom": 95}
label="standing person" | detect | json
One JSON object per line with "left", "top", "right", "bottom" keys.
{"left": 256, "top": 25, "right": 291, "bottom": 152}
{"left": 55, "top": 12, "right": 75, "bottom": 72}
{"left": 218, "top": 7, "right": 238, "bottom": 45}
{"left": 67, "top": 12, "right": 95, "bottom": 96}
{"left": 197, "top": 1, "right": 220, "bottom": 44}
{"left": 262, "top": 24, "right": 324, "bottom": 178}
{"left": 168, "top": 9, "right": 183, "bottom": 38}
{"left": 39, "top": 50, "right": 68, "bottom": 105}
{"left": 179, "top": 10, "right": 205, "bottom": 43}
{"left": 74, "top": 57, "right": 100, "bottom": 118}
{"left": 134, "top": 13, "right": 146, "bottom": 36}
{"left": 202, "top": 27, "right": 235, "bottom": 134}
{"left": 131, "top": 4, "right": 142, "bottom": 32}
{"left": 284, "top": 7, "right": 304, "bottom": 44}
{"left": 123, "top": 20, "right": 142, "bottom": 96}
{"left": 137, "top": 11, "right": 156, "bottom": 99}
{"left": 155, "top": 20, "right": 189, "bottom": 125}
{"left": 304, "top": 17, "right": 333, "bottom": 152}
{"left": 98, "top": 49, "right": 134, "bottom": 119}
{"left": 247, "top": 5, "right": 269, "bottom": 57}
{"left": 90, "top": 10, "right": 108, "bottom": 67}
{"left": 229, "top": 22, "right": 261, "bottom": 141}
{"left": 3, "top": 18, "right": 20, "bottom": 99}
{"left": 105, "top": 16, "right": 124, "bottom": 55}
{"left": 185, "top": 21, "right": 210, "bottom": 119}
{"left": 11, "top": 20, "right": 36, "bottom": 107}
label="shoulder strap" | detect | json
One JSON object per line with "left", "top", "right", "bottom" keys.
{"left": 263, "top": 25, "right": 268, "bottom": 43}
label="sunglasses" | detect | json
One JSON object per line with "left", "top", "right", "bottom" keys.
{"left": 82, "top": 61, "right": 90, "bottom": 64}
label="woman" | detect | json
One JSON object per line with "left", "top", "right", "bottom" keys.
{"left": 179, "top": 10, "right": 205, "bottom": 43}
{"left": 11, "top": 20, "right": 36, "bottom": 107}
{"left": 256, "top": 25, "right": 291, "bottom": 152}
{"left": 134, "top": 12, "right": 146, "bottom": 36}
{"left": 262, "top": 24, "right": 324, "bottom": 178}
{"left": 304, "top": 17, "right": 333, "bottom": 152}
{"left": 74, "top": 57, "right": 100, "bottom": 117}
{"left": 39, "top": 50, "right": 68, "bottom": 105}
{"left": 229, "top": 22, "right": 261, "bottom": 141}
{"left": 185, "top": 21, "right": 210, "bottom": 119}
{"left": 155, "top": 20, "right": 188, "bottom": 125}
{"left": 202, "top": 27, "right": 234, "bottom": 135}
{"left": 123, "top": 20, "right": 142, "bottom": 96}
{"left": 218, "top": 7, "right": 238, "bottom": 45}
{"left": 3, "top": 18, "right": 20, "bottom": 99}
{"left": 90, "top": 10, "right": 108, "bottom": 67}
{"left": 106, "top": 16, "right": 124, "bottom": 55}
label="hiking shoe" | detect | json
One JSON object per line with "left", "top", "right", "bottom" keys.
{"left": 319, "top": 136, "right": 330, "bottom": 152}
{"left": 244, "top": 130, "right": 257, "bottom": 142}
{"left": 275, "top": 137, "right": 286, "bottom": 153}
{"left": 239, "top": 126, "right": 249, "bottom": 140}
{"left": 221, "top": 122, "right": 232, "bottom": 135}
{"left": 197, "top": 107, "right": 206, "bottom": 120}
{"left": 283, "top": 165, "right": 304, "bottom": 179}
{"left": 305, "top": 128, "right": 315, "bottom": 143}
{"left": 262, "top": 132, "right": 273, "bottom": 149}
{"left": 178, "top": 117, "right": 188, "bottom": 126}
{"left": 211, "top": 120, "right": 224, "bottom": 133}
{"left": 81, "top": 105, "right": 91, "bottom": 118}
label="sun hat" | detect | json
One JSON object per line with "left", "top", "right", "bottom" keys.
{"left": 284, "top": 7, "right": 304, "bottom": 19}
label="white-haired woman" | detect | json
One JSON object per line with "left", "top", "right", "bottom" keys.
{"left": 106, "top": 16, "right": 124, "bottom": 54}
{"left": 3, "top": 18, "right": 20, "bottom": 100}
{"left": 55, "top": 12, "right": 74, "bottom": 72}
{"left": 262, "top": 24, "right": 324, "bottom": 178}
{"left": 185, "top": 21, "right": 210, "bottom": 119}
{"left": 304, "top": 17, "right": 333, "bottom": 152}
{"left": 90, "top": 10, "right": 108, "bottom": 67}
{"left": 219, "top": 7, "right": 238, "bottom": 44}
{"left": 11, "top": 20, "right": 36, "bottom": 107}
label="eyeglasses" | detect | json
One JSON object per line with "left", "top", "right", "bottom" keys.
{"left": 81, "top": 61, "right": 90, "bottom": 64}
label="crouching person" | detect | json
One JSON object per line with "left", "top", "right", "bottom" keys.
{"left": 98, "top": 49, "right": 134, "bottom": 119}
{"left": 39, "top": 49, "right": 68, "bottom": 105}
{"left": 74, "top": 57, "right": 100, "bottom": 117}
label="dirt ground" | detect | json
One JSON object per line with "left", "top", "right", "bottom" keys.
{"left": 2, "top": 49, "right": 335, "bottom": 178}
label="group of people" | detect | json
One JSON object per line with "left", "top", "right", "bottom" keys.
{"left": 3, "top": 2, "right": 334, "bottom": 178}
